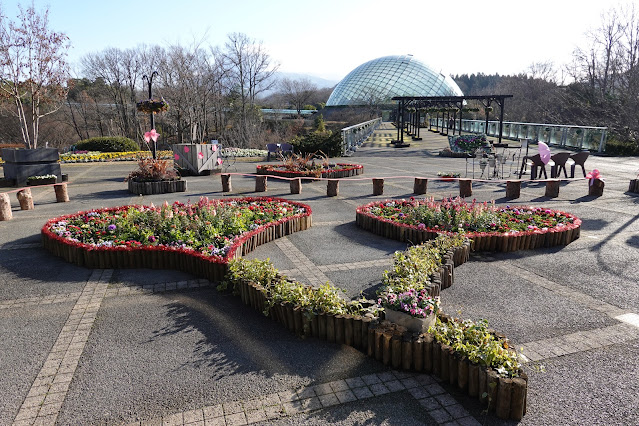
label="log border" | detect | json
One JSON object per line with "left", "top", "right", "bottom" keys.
{"left": 355, "top": 201, "right": 582, "bottom": 252}
{"left": 41, "top": 197, "right": 313, "bottom": 282}
{"left": 256, "top": 163, "right": 364, "bottom": 179}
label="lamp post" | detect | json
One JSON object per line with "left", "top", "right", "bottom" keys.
{"left": 142, "top": 71, "right": 159, "bottom": 159}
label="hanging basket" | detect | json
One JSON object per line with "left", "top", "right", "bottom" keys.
{"left": 136, "top": 99, "right": 169, "bottom": 114}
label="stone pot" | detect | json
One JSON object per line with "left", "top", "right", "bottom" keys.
{"left": 384, "top": 309, "right": 436, "bottom": 333}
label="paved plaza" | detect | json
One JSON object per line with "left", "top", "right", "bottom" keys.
{"left": 1, "top": 124, "right": 639, "bottom": 425}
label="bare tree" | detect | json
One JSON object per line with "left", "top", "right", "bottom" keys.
{"left": 221, "top": 32, "right": 278, "bottom": 147}
{"left": 278, "top": 77, "right": 317, "bottom": 115}
{"left": 0, "top": 3, "right": 70, "bottom": 148}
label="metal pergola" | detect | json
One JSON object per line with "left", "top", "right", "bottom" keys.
{"left": 391, "top": 95, "right": 513, "bottom": 145}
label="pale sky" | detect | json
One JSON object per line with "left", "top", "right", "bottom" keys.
{"left": 2, "top": 0, "right": 629, "bottom": 82}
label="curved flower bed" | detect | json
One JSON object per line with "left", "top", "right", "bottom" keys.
{"left": 256, "top": 163, "right": 363, "bottom": 179}
{"left": 41, "top": 197, "right": 312, "bottom": 281}
{"left": 356, "top": 197, "right": 581, "bottom": 252}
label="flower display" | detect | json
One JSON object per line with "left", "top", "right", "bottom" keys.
{"left": 136, "top": 99, "right": 169, "bottom": 114}
{"left": 362, "top": 197, "right": 579, "bottom": 235}
{"left": 257, "top": 162, "right": 363, "bottom": 179}
{"left": 42, "top": 197, "right": 311, "bottom": 262}
{"left": 60, "top": 151, "right": 173, "bottom": 163}
{"left": 451, "top": 134, "right": 488, "bottom": 153}
{"left": 126, "top": 158, "right": 180, "bottom": 182}
{"left": 377, "top": 288, "right": 440, "bottom": 319}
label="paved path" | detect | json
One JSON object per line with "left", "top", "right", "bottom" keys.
{"left": 1, "top": 124, "right": 638, "bottom": 425}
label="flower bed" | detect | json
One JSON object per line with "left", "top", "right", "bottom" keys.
{"left": 356, "top": 197, "right": 581, "bottom": 252}
{"left": 225, "top": 253, "right": 526, "bottom": 421}
{"left": 221, "top": 148, "right": 268, "bottom": 158}
{"left": 256, "top": 163, "right": 363, "bottom": 179}
{"left": 60, "top": 151, "right": 173, "bottom": 163}
{"left": 41, "top": 197, "right": 312, "bottom": 282}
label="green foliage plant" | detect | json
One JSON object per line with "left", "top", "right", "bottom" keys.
{"left": 429, "top": 317, "right": 521, "bottom": 378}
{"left": 75, "top": 136, "right": 140, "bottom": 153}
{"left": 381, "top": 234, "right": 467, "bottom": 294}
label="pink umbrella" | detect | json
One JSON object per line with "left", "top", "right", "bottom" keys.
{"left": 538, "top": 142, "right": 551, "bottom": 164}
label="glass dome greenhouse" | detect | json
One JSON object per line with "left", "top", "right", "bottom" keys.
{"left": 326, "top": 55, "right": 463, "bottom": 106}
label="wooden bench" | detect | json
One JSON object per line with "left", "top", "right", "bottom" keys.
{"left": 0, "top": 182, "right": 69, "bottom": 221}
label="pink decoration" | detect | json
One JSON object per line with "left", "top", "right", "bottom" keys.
{"left": 585, "top": 169, "right": 602, "bottom": 186}
{"left": 217, "top": 158, "right": 223, "bottom": 165}
{"left": 174, "top": 154, "right": 180, "bottom": 160}
{"left": 212, "top": 145, "right": 218, "bottom": 152}
{"left": 184, "top": 146, "right": 190, "bottom": 153}
{"left": 198, "top": 152, "right": 204, "bottom": 159}
{"left": 144, "top": 129, "right": 160, "bottom": 143}
{"left": 538, "top": 142, "right": 551, "bottom": 165}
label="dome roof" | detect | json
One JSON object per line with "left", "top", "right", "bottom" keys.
{"left": 326, "top": 55, "right": 463, "bottom": 106}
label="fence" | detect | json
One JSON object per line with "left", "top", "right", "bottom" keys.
{"left": 341, "top": 118, "right": 383, "bottom": 155}
{"left": 430, "top": 119, "right": 608, "bottom": 152}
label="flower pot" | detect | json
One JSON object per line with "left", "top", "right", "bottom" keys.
{"left": 384, "top": 309, "right": 435, "bottom": 333}
{"left": 27, "top": 177, "right": 57, "bottom": 186}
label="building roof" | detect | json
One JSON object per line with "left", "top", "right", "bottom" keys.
{"left": 326, "top": 55, "right": 463, "bottom": 107}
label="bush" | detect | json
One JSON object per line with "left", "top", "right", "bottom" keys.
{"left": 604, "top": 138, "right": 639, "bottom": 156}
{"left": 75, "top": 136, "right": 140, "bottom": 153}
{"left": 292, "top": 131, "right": 342, "bottom": 157}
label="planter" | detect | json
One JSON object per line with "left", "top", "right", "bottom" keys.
{"left": 27, "top": 177, "right": 57, "bottom": 186}
{"left": 384, "top": 309, "right": 435, "bottom": 333}
{"left": 172, "top": 144, "right": 219, "bottom": 175}
{"left": 256, "top": 163, "right": 363, "bottom": 179}
{"left": 127, "top": 178, "right": 187, "bottom": 195}
{"left": 1, "top": 148, "right": 61, "bottom": 186}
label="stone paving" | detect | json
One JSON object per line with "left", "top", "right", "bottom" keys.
{"left": 1, "top": 123, "right": 639, "bottom": 425}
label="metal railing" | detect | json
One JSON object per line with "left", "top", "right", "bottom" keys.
{"left": 430, "top": 118, "right": 608, "bottom": 152}
{"left": 341, "top": 118, "right": 383, "bottom": 155}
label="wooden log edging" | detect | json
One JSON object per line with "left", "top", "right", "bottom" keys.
{"left": 40, "top": 197, "right": 313, "bottom": 283}
{"left": 233, "top": 278, "right": 526, "bottom": 421}
{"left": 127, "top": 179, "right": 187, "bottom": 195}
{"left": 256, "top": 163, "right": 364, "bottom": 179}
{"left": 355, "top": 201, "right": 581, "bottom": 253}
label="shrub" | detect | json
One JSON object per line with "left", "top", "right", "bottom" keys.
{"left": 292, "top": 131, "right": 342, "bottom": 157}
{"left": 604, "top": 138, "right": 639, "bottom": 156}
{"left": 75, "top": 136, "right": 140, "bottom": 153}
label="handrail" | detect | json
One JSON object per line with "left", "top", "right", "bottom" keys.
{"left": 341, "top": 118, "right": 382, "bottom": 156}
{"left": 430, "top": 118, "right": 608, "bottom": 152}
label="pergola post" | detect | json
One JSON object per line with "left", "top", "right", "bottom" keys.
{"left": 498, "top": 97, "right": 506, "bottom": 144}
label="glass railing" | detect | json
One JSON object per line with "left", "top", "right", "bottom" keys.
{"left": 430, "top": 119, "right": 608, "bottom": 152}
{"left": 341, "top": 118, "right": 383, "bottom": 155}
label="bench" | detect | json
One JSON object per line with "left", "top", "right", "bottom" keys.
{"left": 0, "top": 182, "right": 70, "bottom": 221}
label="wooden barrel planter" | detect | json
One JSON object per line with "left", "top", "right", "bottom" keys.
{"left": 127, "top": 178, "right": 187, "bottom": 195}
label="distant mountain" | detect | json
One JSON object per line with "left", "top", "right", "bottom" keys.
{"left": 275, "top": 71, "right": 340, "bottom": 89}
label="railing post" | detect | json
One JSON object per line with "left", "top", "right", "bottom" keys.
{"left": 598, "top": 130, "right": 606, "bottom": 153}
